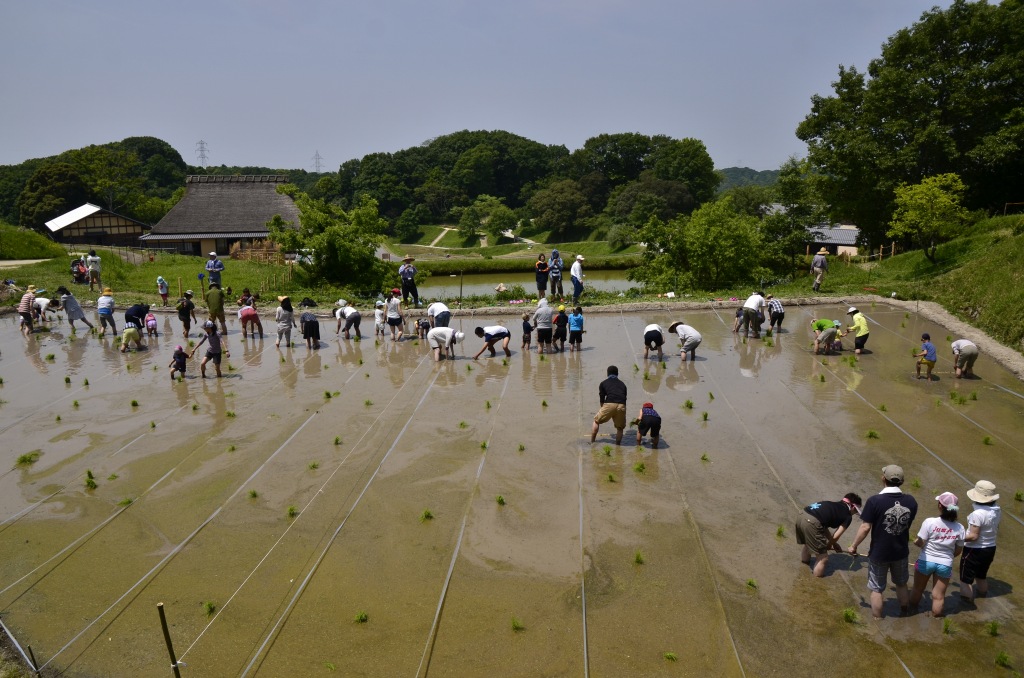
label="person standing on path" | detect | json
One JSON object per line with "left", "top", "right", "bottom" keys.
{"left": 55, "top": 286, "right": 94, "bottom": 332}
{"left": 548, "top": 248, "right": 565, "bottom": 299}
{"left": 766, "top": 294, "right": 785, "bottom": 333}
{"left": 951, "top": 339, "right": 979, "bottom": 379}
{"left": 426, "top": 301, "right": 451, "bottom": 328}
{"left": 668, "top": 321, "right": 702, "bottom": 362}
{"left": 909, "top": 492, "right": 965, "bottom": 617}
{"left": 427, "top": 327, "right": 464, "bottom": 362}
{"left": 399, "top": 255, "right": 419, "bottom": 307}
{"left": 739, "top": 291, "right": 766, "bottom": 338}
{"left": 591, "top": 365, "right": 627, "bottom": 445}
{"left": 176, "top": 290, "right": 197, "bottom": 338}
{"left": 205, "top": 252, "right": 224, "bottom": 287}
{"left": 959, "top": 480, "right": 1002, "bottom": 605}
{"left": 570, "top": 255, "right": 585, "bottom": 305}
{"left": 811, "top": 247, "right": 828, "bottom": 292}
{"left": 848, "top": 464, "right": 919, "bottom": 619}
{"left": 86, "top": 249, "right": 101, "bottom": 291}
{"left": 96, "top": 287, "right": 116, "bottom": 336}
{"left": 846, "top": 307, "right": 870, "bottom": 355}
{"left": 205, "top": 282, "right": 227, "bottom": 334}
{"left": 795, "top": 493, "right": 862, "bottom": 577}
{"left": 534, "top": 253, "right": 549, "bottom": 301}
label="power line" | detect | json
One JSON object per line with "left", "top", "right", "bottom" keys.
{"left": 195, "top": 140, "right": 210, "bottom": 168}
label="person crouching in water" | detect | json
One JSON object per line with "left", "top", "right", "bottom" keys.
{"left": 190, "top": 320, "right": 229, "bottom": 378}
{"left": 120, "top": 318, "right": 145, "bottom": 353}
{"left": 634, "top": 401, "right": 661, "bottom": 448}
{"left": 169, "top": 345, "right": 188, "bottom": 382}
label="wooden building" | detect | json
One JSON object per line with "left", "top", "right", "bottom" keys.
{"left": 140, "top": 175, "right": 300, "bottom": 255}
{"left": 45, "top": 203, "right": 150, "bottom": 246}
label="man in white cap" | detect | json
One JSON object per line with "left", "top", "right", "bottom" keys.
{"left": 399, "top": 255, "right": 419, "bottom": 307}
{"left": 427, "top": 326, "right": 464, "bottom": 361}
{"left": 335, "top": 300, "right": 361, "bottom": 340}
{"left": 959, "top": 480, "right": 1002, "bottom": 604}
{"left": 811, "top": 247, "right": 828, "bottom": 292}
{"left": 848, "top": 464, "right": 918, "bottom": 619}
{"left": 570, "top": 255, "right": 585, "bottom": 305}
{"left": 205, "top": 252, "right": 224, "bottom": 286}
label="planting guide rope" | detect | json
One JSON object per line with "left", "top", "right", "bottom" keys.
{"left": 414, "top": 367, "right": 513, "bottom": 678}
{"left": 178, "top": 354, "right": 432, "bottom": 665}
{"left": 241, "top": 363, "right": 443, "bottom": 677}
{"left": 618, "top": 309, "right": 746, "bottom": 677}
{"left": 572, "top": 355, "right": 592, "bottom": 678}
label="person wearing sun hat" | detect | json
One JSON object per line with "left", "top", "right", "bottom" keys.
{"left": 398, "top": 254, "right": 419, "bottom": 307}
{"left": 811, "top": 247, "right": 828, "bottom": 292}
{"left": 909, "top": 491, "right": 965, "bottom": 617}
{"left": 959, "top": 480, "right": 1002, "bottom": 604}
{"left": 846, "top": 306, "right": 870, "bottom": 354}
{"left": 795, "top": 492, "right": 863, "bottom": 578}
{"left": 17, "top": 284, "right": 38, "bottom": 335}
{"left": 848, "top": 464, "right": 919, "bottom": 619}
{"left": 96, "top": 286, "right": 117, "bottom": 337}
{"left": 669, "top": 320, "right": 702, "bottom": 362}
{"left": 205, "top": 251, "right": 224, "bottom": 286}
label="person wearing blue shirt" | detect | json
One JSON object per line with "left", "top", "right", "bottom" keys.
{"left": 205, "top": 252, "right": 225, "bottom": 286}
{"left": 915, "top": 332, "right": 938, "bottom": 381}
{"left": 568, "top": 306, "right": 584, "bottom": 352}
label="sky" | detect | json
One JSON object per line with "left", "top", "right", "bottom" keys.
{"left": 0, "top": 0, "right": 950, "bottom": 172}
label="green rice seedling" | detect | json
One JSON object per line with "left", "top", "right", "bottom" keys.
{"left": 607, "top": 473, "right": 617, "bottom": 483}
{"left": 64, "top": 376, "right": 71, "bottom": 384}
{"left": 85, "top": 470, "right": 97, "bottom": 490}
{"left": 878, "top": 404, "right": 887, "bottom": 412}
{"left": 634, "top": 550, "right": 645, "bottom": 565}
{"left": 364, "top": 399, "right": 373, "bottom": 407}
{"left": 602, "top": 444, "right": 612, "bottom": 455}
{"left": 942, "top": 617, "right": 954, "bottom": 634}
{"left": 0, "top": 377, "right": 4, "bottom": 384}
{"left": 663, "top": 652, "right": 678, "bottom": 662}
{"left": 904, "top": 312, "right": 910, "bottom": 319}
{"left": 633, "top": 364, "right": 639, "bottom": 372}
{"left": 227, "top": 363, "right": 235, "bottom": 371}
{"left": 994, "top": 651, "right": 1010, "bottom": 668}
{"left": 683, "top": 399, "right": 693, "bottom": 409}
{"left": 225, "top": 411, "right": 236, "bottom": 418}
{"left": 364, "top": 373, "right": 369, "bottom": 378}
{"left": 541, "top": 400, "right": 548, "bottom": 407}
{"left": 226, "top": 445, "right": 236, "bottom": 452}
{"left": 702, "top": 411, "right": 709, "bottom": 421}
{"left": 55, "top": 415, "right": 61, "bottom": 422}
{"left": 496, "top": 495, "right": 506, "bottom": 506}
{"left": 841, "top": 607, "right": 859, "bottom": 623}
{"left": 324, "top": 662, "right": 336, "bottom": 671}
{"left": 935, "top": 398, "right": 943, "bottom": 407}
{"left": 45, "top": 354, "right": 55, "bottom": 361}
{"left": 633, "top": 462, "right": 646, "bottom": 474}
{"left": 413, "top": 340, "right": 419, "bottom": 346}
{"left": 1014, "top": 491, "right": 1023, "bottom": 502}
{"left": 985, "top": 620, "right": 1000, "bottom": 636}
{"left": 375, "top": 339, "right": 380, "bottom": 347}
{"left": 776, "top": 525, "right": 785, "bottom": 538}
{"left": 334, "top": 436, "right": 342, "bottom": 445}
{"left": 819, "top": 374, "right": 825, "bottom": 382}
{"left": 900, "top": 321, "right": 906, "bottom": 328}
{"left": 358, "top": 358, "right": 363, "bottom": 365}
{"left": 203, "top": 601, "right": 216, "bottom": 616}
{"left": 643, "top": 371, "right": 650, "bottom": 381}
{"left": 700, "top": 453, "right": 709, "bottom": 462}
{"left": 420, "top": 509, "right": 433, "bottom": 522}
{"left": 83, "top": 378, "right": 89, "bottom": 386}
{"left": 764, "top": 338, "right": 774, "bottom": 347}
{"left": 308, "top": 462, "right": 319, "bottom": 470}
{"left": 946, "top": 335, "right": 952, "bottom": 342}
{"left": 708, "top": 392, "right": 714, "bottom": 401}
{"left": 125, "top": 364, "right": 132, "bottom": 371}
{"left": 353, "top": 336, "right": 360, "bottom": 343}
{"left": 280, "top": 356, "right": 285, "bottom": 363}
{"left": 911, "top": 478, "right": 921, "bottom": 489}
{"left": 742, "top": 336, "right": 747, "bottom": 344}
{"left": 539, "top": 354, "right": 545, "bottom": 362}
{"left": 354, "top": 611, "right": 368, "bottom": 624}
{"left": 969, "top": 391, "right": 978, "bottom": 401}
{"left": 502, "top": 358, "right": 508, "bottom": 366}
{"left": 188, "top": 340, "right": 195, "bottom": 347}
{"left": 480, "top": 441, "right": 488, "bottom": 450}
{"left": 746, "top": 579, "right": 758, "bottom": 590}
{"left": 118, "top": 497, "right": 133, "bottom": 507}
{"left": 287, "top": 505, "right": 299, "bottom": 518}
{"left": 518, "top": 444, "right": 525, "bottom": 451}
{"left": 324, "top": 390, "right": 332, "bottom": 399}
{"left": 458, "top": 421, "right": 468, "bottom": 429}
{"left": 486, "top": 400, "right": 492, "bottom": 409}
{"left": 949, "top": 390, "right": 958, "bottom": 400}
{"left": 466, "top": 364, "right": 473, "bottom": 372}
{"left": 866, "top": 429, "right": 879, "bottom": 439}
{"left": 248, "top": 488, "right": 259, "bottom": 499}
{"left": 107, "top": 474, "right": 118, "bottom": 481}
{"left": 821, "top": 358, "right": 828, "bottom": 365}
{"left": 150, "top": 421, "right": 156, "bottom": 429}
{"left": 17, "top": 451, "right": 40, "bottom": 466}
{"left": 131, "top": 400, "right": 139, "bottom": 407}
{"left": 73, "top": 400, "right": 79, "bottom": 408}
{"left": 153, "top": 365, "right": 158, "bottom": 371}
{"left": 661, "top": 361, "right": 667, "bottom": 368}
{"left": 192, "top": 403, "right": 199, "bottom": 411}
{"left": 511, "top": 617, "right": 525, "bottom": 632}
{"left": 983, "top": 436, "right": 993, "bottom": 445}
{"left": 955, "top": 394, "right": 968, "bottom": 405}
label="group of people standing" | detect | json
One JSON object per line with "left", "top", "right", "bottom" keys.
{"left": 533, "top": 249, "right": 586, "bottom": 305}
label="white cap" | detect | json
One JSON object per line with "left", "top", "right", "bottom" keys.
{"left": 209, "top": 251, "right": 217, "bottom": 256}
{"left": 336, "top": 299, "right": 347, "bottom": 307}
{"left": 576, "top": 255, "right": 585, "bottom": 261}
{"left": 454, "top": 331, "right": 465, "bottom": 343}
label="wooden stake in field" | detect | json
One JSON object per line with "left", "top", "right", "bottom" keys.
{"left": 157, "top": 603, "right": 182, "bottom": 678}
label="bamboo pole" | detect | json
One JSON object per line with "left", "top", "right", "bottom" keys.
{"left": 157, "top": 603, "right": 182, "bottom": 678}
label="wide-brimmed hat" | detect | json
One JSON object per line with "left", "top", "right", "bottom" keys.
{"left": 967, "top": 480, "right": 999, "bottom": 503}
{"left": 102, "top": 287, "right": 113, "bottom": 294}
{"left": 882, "top": 464, "right": 904, "bottom": 482}
{"left": 277, "top": 295, "right": 289, "bottom": 302}
{"left": 668, "top": 321, "right": 684, "bottom": 333}
{"left": 454, "top": 331, "right": 465, "bottom": 344}
{"left": 157, "top": 276, "right": 165, "bottom": 282}
{"left": 847, "top": 307, "right": 858, "bottom": 315}
{"left": 817, "top": 247, "right": 828, "bottom": 255}
{"left": 402, "top": 255, "right": 415, "bottom": 262}
{"left": 185, "top": 289, "right": 193, "bottom": 296}
{"left": 27, "top": 284, "right": 37, "bottom": 292}
{"left": 935, "top": 492, "right": 959, "bottom": 508}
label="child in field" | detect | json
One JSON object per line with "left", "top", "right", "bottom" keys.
{"left": 417, "top": 317, "right": 431, "bottom": 340}
{"left": 156, "top": 276, "right": 169, "bottom": 305}
{"left": 830, "top": 320, "right": 846, "bottom": 352}
{"left": 552, "top": 304, "right": 569, "bottom": 352}
{"left": 169, "top": 345, "right": 187, "bottom": 381}
{"left": 145, "top": 311, "right": 158, "bottom": 337}
{"left": 521, "top": 312, "right": 533, "bottom": 350}
{"left": 190, "top": 321, "right": 229, "bottom": 378}
{"left": 120, "top": 319, "right": 144, "bottom": 353}
{"left": 374, "top": 300, "right": 386, "bottom": 337}
{"left": 300, "top": 309, "right": 321, "bottom": 349}
{"left": 910, "top": 492, "right": 965, "bottom": 617}
{"left": 634, "top": 401, "right": 662, "bottom": 448}
{"left": 915, "top": 332, "right": 938, "bottom": 380}
{"left": 568, "top": 306, "right": 584, "bottom": 352}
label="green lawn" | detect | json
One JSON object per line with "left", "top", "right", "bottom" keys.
{"left": 0, "top": 221, "right": 68, "bottom": 259}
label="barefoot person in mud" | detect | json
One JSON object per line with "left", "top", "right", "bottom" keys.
{"left": 951, "top": 339, "right": 979, "bottom": 379}
{"left": 55, "top": 286, "right": 94, "bottom": 332}
{"left": 473, "top": 325, "right": 511, "bottom": 359}
{"left": 846, "top": 307, "right": 870, "bottom": 355}
{"left": 591, "top": 365, "right": 627, "bottom": 445}
{"left": 668, "top": 321, "right": 701, "bottom": 362}
{"left": 909, "top": 492, "right": 964, "bottom": 617}
{"left": 848, "top": 465, "right": 918, "bottom": 619}
{"left": 795, "top": 493, "right": 862, "bottom": 577}
{"left": 959, "top": 480, "right": 1002, "bottom": 605}
{"left": 811, "top": 318, "right": 839, "bottom": 355}
{"left": 176, "top": 290, "right": 198, "bottom": 339}
{"left": 914, "top": 333, "right": 937, "bottom": 380}
{"left": 190, "top": 320, "right": 229, "bottom": 378}
{"left": 427, "top": 327, "right": 464, "bottom": 362}
{"left": 634, "top": 401, "right": 661, "bottom": 448}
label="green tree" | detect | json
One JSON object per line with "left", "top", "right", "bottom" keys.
{"left": 450, "top": 144, "right": 498, "bottom": 199}
{"left": 606, "top": 172, "right": 693, "bottom": 226}
{"left": 394, "top": 205, "right": 427, "bottom": 243}
{"left": 16, "top": 162, "right": 91, "bottom": 231}
{"left": 650, "top": 138, "right": 721, "bottom": 206}
{"left": 761, "top": 158, "right": 825, "bottom": 271}
{"left": 526, "top": 179, "right": 591, "bottom": 239}
{"left": 887, "top": 173, "right": 969, "bottom": 263}
{"left": 64, "top": 145, "right": 145, "bottom": 212}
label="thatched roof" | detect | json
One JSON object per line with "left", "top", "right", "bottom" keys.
{"left": 145, "top": 175, "right": 300, "bottom": 238}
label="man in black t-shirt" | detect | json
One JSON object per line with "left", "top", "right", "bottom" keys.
{"left": 795, "top": 492, "right": 862, "bottom": 577}
{"left": 849, "top": 464, "right": 919, "bottom": 619}
{"left": 591, "top": 365, "right": 627, "bottom": 445}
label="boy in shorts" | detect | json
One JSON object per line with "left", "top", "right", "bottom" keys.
{"left": 915, "top": 332, "right": 937, "bottom": 380}
{"left": 795, "top": 493, "right": 862, "bottom": 577}
{"left": 634, "top": 401, "right": 662, "bottom": 448}
{"left": 190, "top": 321, "right": 229, "bottom": 378}
{"left": 374, "top": 300, "right": 386, "bottom": 337}
{"left": 521, "top": 312, "right": 533, "bottom": 350}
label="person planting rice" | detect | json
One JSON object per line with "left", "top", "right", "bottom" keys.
{"left": 335, "top": 300, "right": 361, "bottom": 340}
{"left": 169, "top": 345, "right": 188, "bottom": 382}
{"left": 668, "top": 321, "right": 701, "bottom": 362}
{"left": 239, "top": 299, "right": 264, "bottom": 339}
{"left": 846, "top": 306, "right": 870, "bottom": 354}
{"left": 120, "top": 318, "right": 145, "bottom": 353}
{"left": 300, "top": 308, "right": 321, "bottom": 349}
{"left": 427, "top": 327, "right": 464, "bottom": 361}
{"left": 17, "top": 285, "right": 37, "bottom": 335}
{"left": 96, "top": 287, "right": 116, "bottom": 336}
{"left": 810, "top": 318, "right": 839, "bottom": 355}
{"left": 951, "top": 338, "right": 979, "bottom": 379}
{"left": 794, "top": 493, "right": 862, "bottom": 577}
{"left": 55, "top": 286, "right": 94, "bottom": 332}
{"left": 633, "top": 401, "right": 661, "bottom": 448}
{"left": 914, "top": 332, "right": 937, "bottom": 380}
{"left": 473, "top": 325, "right": 511, "bottom": 359}
{"left": 642, "top": 323, "right": 665, "bottom": 361}
{"left": 190, "top": 320, "right": 229, "bottom": 378}
{"left": 591, "top": 365, "right": 627, "bottom": 445}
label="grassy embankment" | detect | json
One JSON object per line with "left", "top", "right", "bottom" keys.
{"left": 0, "top": 222, "right": 67, "bottom": 260}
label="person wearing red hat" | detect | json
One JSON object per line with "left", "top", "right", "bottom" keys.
{"left": 633, "top": 401, "right": 661, "bottom": 448}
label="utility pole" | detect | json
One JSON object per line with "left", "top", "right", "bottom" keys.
{"left": 312, "top": 150, "right": 324, "bottom": 173}
{"left": 195, "top": 140, "right": 210, "bottom": 168}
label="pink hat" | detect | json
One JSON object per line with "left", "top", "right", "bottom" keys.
{"left": 935, "top": 492, "right": 959, "bottom": 509}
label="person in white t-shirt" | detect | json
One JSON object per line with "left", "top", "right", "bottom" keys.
{"left": 642, "top": 324, "right": 665, "bottom": 361}
{"left": 959, "top": 480, "right": 1002, "bottom": 604}
{"left": 334, "top": 300, "right": 362, "bottom": 340}
{"left": 426, "top": 301, "right": 451, "bottom": 328}
{"left": 909, "top": 492, "right": 965, "bottom": 617}
{"left": 740, "top": 292, "right": 766, "bottom": 338}
{"left": 426, "top": 327, "right": 464, "bottom": 361}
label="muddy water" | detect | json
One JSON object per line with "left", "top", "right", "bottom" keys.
{"left": 418, "top": 269, "right": 634, "bottom": 299}
{"left": 0, "top": 304, "right": 1021, "bottom": 677}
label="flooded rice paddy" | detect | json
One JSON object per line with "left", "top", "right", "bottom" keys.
{"left": 0, "top": 301, "right": 1022, "bottom": 677}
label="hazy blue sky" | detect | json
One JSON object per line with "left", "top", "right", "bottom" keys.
{"left": 1, "top": 0, "right": 949, "bottom": 172}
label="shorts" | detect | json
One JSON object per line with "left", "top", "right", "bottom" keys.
{"left": 955, "top": 346, "right": 979, "bottom": 370}
{"left": 387, "top": 316, "right": 403, "bottom": 327}
{"left": 146, "top": 320, "right": 158, "bottom": 331}
{"left": 19, "top": 311, "right": 33, "bottom": 327}
{"left": 89, "top": 270, "right": 100, "bottom": 283}
{"left": 818, "top": 327, "right": 837, "bottom": 344}
{"left": 867, "top": 558, "right": 910, "bottom": 592}
{"left": 638, "top": 414, "right": 661, "bottom": 438}
{"left": 794, "top": 514, "right": 829, "bottom": 555}
{"left": 914, "top": 558, "right": 953, "bottom": 579}
{"left": 959, "top": 546, "right": 996, "bottom": 583}
{"left": 122, "top": 327, "right": 140, "bottom": 344}
{"left": 770, "top": 311, "right": 785, "bottom": 326}
{"left": 569, "top": 330, "right": 583, "bottom": 345}
{"left": 537, "top": 327, "right": 553, "bottom": 344}
{"left": 99, "top": 314, "right": 116, "bottom": 329}
{"left": 433, "top": 311, "right": 451, "bottom": 327}
{"left": 205, "top": 349, "right": 222, "bottom": 365}
{"left": 854, "top": 334, "right": 869, "bottom": 350}
{"left": 918, "top": 358, "right": 936, "bottom": 368}
{"left": 594, "top": 403, "right": 627, "bottom": 429}
{"left": 644, "top": 330, "right": 664, "bottom": 348}
{"left": 553, "top": 327, "right": 567, "bottom": 342}
{"left": 680, "top": 336, "right": 701, "bottom": 353}
{"left": 343, "top": 312, "right": 361, "bottom": 332}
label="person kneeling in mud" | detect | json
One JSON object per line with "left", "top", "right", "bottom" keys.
{"left": 190, "top": 320, "right": 229, "bottom": 378}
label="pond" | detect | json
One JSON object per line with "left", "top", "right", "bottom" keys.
{"left": 418, "top": 269, "right": 637, "bottom": 299}
{"left": 0, "top": 302, "right": 1021, "bottom": 676}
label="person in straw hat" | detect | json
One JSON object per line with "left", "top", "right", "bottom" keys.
{"left": 398, "top": 254, "right": 419, "bottom": 307}
{"left": 669, "top": 320, "right": 702, "bottom": 362}
{"left": 17, "top": 284, "right": 38, "bottom": 335}
{"left": 959, "top": 480, "right": 1002, "bottom": 604}
{"left": 811, "top": 247, "right": 829, "bottom": 292}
